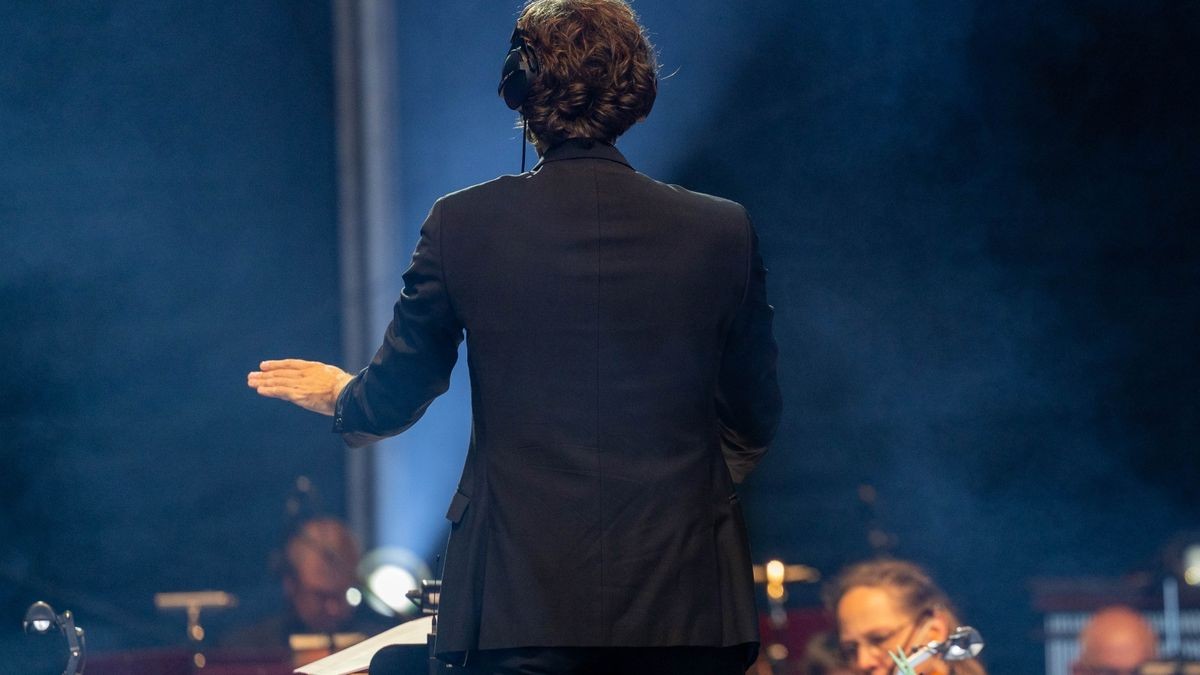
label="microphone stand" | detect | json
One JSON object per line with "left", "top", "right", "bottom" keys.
{"left": 405, "top": 579, "right": 447, "bottom": 675}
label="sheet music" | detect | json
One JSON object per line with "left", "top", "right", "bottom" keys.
{"left": 293, "top": 615, "right": 433, "bottom": 675}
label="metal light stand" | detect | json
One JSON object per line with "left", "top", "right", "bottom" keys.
{"left": 154, "top": 591, "right": 238, "bottom": 671}
{"left": 1164, "top": 576, "right": 1183, "bottom": 659}
{"left": 23, "top": 601, "right": 86, "bottom": 675}
{"left": 752, "top": 559, "right": 821, "bottom": 673}
{"left": 1142, "top": 577, "right": 1200, "bottom": 675}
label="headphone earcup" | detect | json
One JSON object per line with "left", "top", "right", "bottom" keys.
{"left": 499, "top": 47, "right": 531, "bottom": 110}
{"left": 499, "top": 27, "right": 538, "bottom": 111}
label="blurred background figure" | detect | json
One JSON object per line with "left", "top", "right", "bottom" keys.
{"left": 826, "top": 559, "right": 986, "bottom": 675}
{"left": 222, "top": 517, "right": 393, "bottom": 650}
{"left": 1070, "top": 606, "right": 1158, "bottom": 675}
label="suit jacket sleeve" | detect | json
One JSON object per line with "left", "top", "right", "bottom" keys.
{"left": 717, "top": 213, "right": 782, "bottom": 483}
{"left": 332, "top": 200, "right": 464, "bottom": 447}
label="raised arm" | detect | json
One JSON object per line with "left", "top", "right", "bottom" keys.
{"left": 246, "top": 200, "right": 463, "bottom": 446}
{"left": 247, "top": 359, "right": 354, "bottom": 415}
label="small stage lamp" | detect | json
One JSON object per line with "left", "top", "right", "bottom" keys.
{"left": 23, "top": 601, "right": 85, "bottom": 675}
{"left": 358, "top": 547, "right": 432, "bottom": 618}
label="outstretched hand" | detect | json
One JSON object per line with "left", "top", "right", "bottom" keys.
{"left": 247, "top": 359, "right": 354, "bottom": 416}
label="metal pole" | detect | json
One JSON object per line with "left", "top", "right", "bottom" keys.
{"left": 331, "top": 0, "right": 402, "bottom": 549}
{"left": 1164, "top": 576, "right": 1181, "bottom": 657}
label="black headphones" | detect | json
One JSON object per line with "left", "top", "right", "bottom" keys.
{"left": 498, "top": 26, "right": 539, "bottom": 110}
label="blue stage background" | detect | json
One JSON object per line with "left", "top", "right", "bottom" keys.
{"left": 1, "top": 2, "right": 1196, "bottom": 673}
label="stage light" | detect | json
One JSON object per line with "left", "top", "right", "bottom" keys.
{"left": 23, "top": 601, "right": 57, "bottom": 635}
{"left": 753, "top": 561, "right": 820, "bottom": 584}
{"left": 358, "top": 547, "right": 431, "bottom": 618}
{"left": 1184, "top": 544, "right": 1200, "bottom": 587}
{"left": 766, "top": 559, "right": 785, "bottom": 586}
{"left": 23, "top": 601, "right": 85, "bottom": 675}
{"left": 345, "top": 586, "right": 363, "bottom": 607}
{"left": 763, "top": 559, "right": 789, "bottom": 605}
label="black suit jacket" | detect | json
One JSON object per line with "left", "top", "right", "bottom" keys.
{"left": 333, "top": 140, "right": 781, "bottom": 663}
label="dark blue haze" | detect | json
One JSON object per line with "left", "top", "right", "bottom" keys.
{"left": 0, "top": 2, "right": 1196, "bottom": 674}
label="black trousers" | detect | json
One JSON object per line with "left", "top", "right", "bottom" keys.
{"left": 460, "top": 645, "right": 751, "bottom": 675}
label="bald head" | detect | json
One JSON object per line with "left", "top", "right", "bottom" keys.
{"left": 284, "top": 518, "right": 361, "bottom": 633}
{"left": 286, "top": 518, "right": 360, "bottom": 578}
{"left": 1074, "top": 606, "right": 1157, "bottom": 673}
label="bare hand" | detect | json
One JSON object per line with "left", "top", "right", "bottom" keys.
{"left": 247, "top": 359, "right": 354, "bottom": 416}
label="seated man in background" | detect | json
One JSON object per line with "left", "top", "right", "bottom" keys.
{"left": 1071, "top": 605, "right": 1158, "bottom": 675}
{"left": 825, "top": 559, "right": 986, "bottom": 675}
{"left": 223, "top": 517, "right": 394, "bottom": 654}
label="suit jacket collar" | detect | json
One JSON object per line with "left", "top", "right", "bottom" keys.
{"left": 533, "top": 138, "right": 633, "bottom": 171}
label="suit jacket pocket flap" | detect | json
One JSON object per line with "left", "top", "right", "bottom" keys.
{"left": 445, "top": 489, "right": 470, "bottom": 524}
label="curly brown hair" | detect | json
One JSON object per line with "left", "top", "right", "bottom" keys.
{"left": 516, "top": 0, "right": 657, "bottom": 147}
